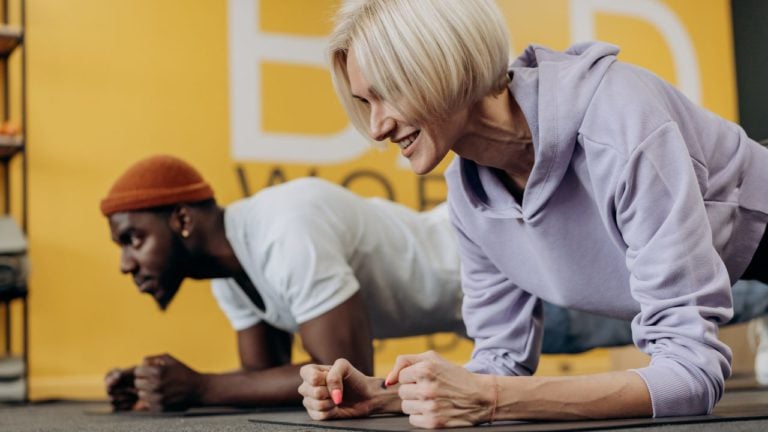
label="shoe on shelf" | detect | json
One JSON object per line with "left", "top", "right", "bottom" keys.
{"left": 749, "top": 317, "right": 768, "bottom": 386}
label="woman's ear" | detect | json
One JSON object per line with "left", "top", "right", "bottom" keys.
{"left": 169, "top": 205, "right": 193, "bottom": 238}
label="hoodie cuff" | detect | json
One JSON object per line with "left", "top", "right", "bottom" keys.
{"left": 631, "top": 360, "right": 716, "bottom": 417}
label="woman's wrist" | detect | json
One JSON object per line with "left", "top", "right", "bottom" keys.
{"left": 474, "top": 374, "right": 499, "bottom": 424}
{"left": 488, "top": 375, "right": 499, "bottom": 424}
{"left": 367, "top": 377, "right": 402, "bottom": 415}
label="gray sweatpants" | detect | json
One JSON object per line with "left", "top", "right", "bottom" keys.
{"left": 541, "top": 279, "right": 768, "bottom": 354}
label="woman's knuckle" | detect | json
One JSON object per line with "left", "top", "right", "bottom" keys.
{"left": 422, "top": 383, "right": 439, "bottom": 400}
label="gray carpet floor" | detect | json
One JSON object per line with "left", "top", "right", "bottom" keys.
{"left": 2, "top": 389, "right": 768, "bottom": 431}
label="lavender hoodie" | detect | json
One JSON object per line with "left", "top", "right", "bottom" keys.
{"left": 447, "top": 42, "right": 768, "bottom": 417}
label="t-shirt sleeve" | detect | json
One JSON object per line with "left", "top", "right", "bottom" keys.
{"left": 261, "top": 216, "right": 360, "bottom": 326}
{"left": 211, "top": 278, "right": 262, "bottom": 331}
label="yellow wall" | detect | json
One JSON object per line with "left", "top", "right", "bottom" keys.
{"left": 14, "top": 0, "right": 736, "bottom": 399}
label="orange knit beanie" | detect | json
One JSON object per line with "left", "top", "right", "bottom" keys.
{"left": 100, "top": 155, "right": 215, "bottom": 216}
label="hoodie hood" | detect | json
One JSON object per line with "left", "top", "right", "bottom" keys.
{"left": 457, "top": 42, "right": 619, "bottom": 220}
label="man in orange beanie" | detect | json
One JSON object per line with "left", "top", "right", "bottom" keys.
{"left": 101, "top": 155, "right": 768, "bottom": 412}
{"left": 101, "top": 154, "right": 467, "bottom": 412}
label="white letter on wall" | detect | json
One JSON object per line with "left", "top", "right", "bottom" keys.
{"left": 570, "top": 0, "right": 701, "bottom": 104}
{"left": 228, "top": 0, "right": 367, "bottom": 163}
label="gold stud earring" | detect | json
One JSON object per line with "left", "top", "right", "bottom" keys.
{"left": 181, "top": 229, "right": 190, "bottom": 238}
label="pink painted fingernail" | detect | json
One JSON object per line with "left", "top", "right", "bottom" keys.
{"left": 331, "top": 389, "right": 342, "bottom": 405}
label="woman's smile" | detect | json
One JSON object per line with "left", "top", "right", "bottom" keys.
{"left": 394, "top": 130, "right": 420, "bottom": 156}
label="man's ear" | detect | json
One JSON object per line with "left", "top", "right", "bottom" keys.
{"left": 169, "top": 205, "right": 193, "bottom": 239}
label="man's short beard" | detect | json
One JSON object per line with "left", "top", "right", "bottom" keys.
{"left": 155, "top": 233, "right": 190, "bottom": 311}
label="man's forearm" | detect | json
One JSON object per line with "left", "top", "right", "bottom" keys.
{"left": 198, "top": 363, "right": 306, "bottom": 407}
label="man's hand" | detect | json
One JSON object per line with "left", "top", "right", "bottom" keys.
{"left": 299, "top": 358, "right": 396, "bottom": 420}
{"left": 386, "top": 351, "right": 494, "bottom": 429}
{"left": 134, "top": 354, "right": 206, "bottom": 412}
{"left": 104, "top": 367, "right": 143, "bottom": 412}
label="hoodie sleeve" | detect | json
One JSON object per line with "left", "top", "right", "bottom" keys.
{"left": 450, "top": 202, "right": 543, "bottom": 377}
{"left": 614, "top": 121, "right": 733, "bottom": 417}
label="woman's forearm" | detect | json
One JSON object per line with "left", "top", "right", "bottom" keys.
{"left": 492, "top": 371, "right": 652, "bottom": 422}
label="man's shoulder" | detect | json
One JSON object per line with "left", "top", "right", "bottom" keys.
{"left": 244, "top": 178, "right": 360, "bottom": 210}
{"left": 229, "top": 179, "right": 364, "bottom": 238}
{"left": 266, "top": 177, "right": 349, "bottom": 197}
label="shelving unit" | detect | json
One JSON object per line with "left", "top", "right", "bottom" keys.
{"left": 0, "top": 0, "right": 27, "bottom": 403}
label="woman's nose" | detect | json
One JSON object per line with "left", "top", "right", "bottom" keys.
{"left": 369, "top": 103, "right": 396, "bottom": 141}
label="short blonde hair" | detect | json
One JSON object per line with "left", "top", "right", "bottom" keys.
{"left": 328, "top": 0, "right": 511, "bottom": 137}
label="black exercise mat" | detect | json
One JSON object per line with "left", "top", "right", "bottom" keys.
{"left": 84, "top": 404, "right": 296, "bottom": 417}
{"left": 248, "top": 390, "right": 768, "bottom": 431}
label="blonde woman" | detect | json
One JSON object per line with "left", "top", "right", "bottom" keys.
{"left": 298, "top": 0, "right": 768, "bottom": 427}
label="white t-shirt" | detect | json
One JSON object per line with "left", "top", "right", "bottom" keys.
{"left": 211, "top": 178, "right": 464, "bottom": 339}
